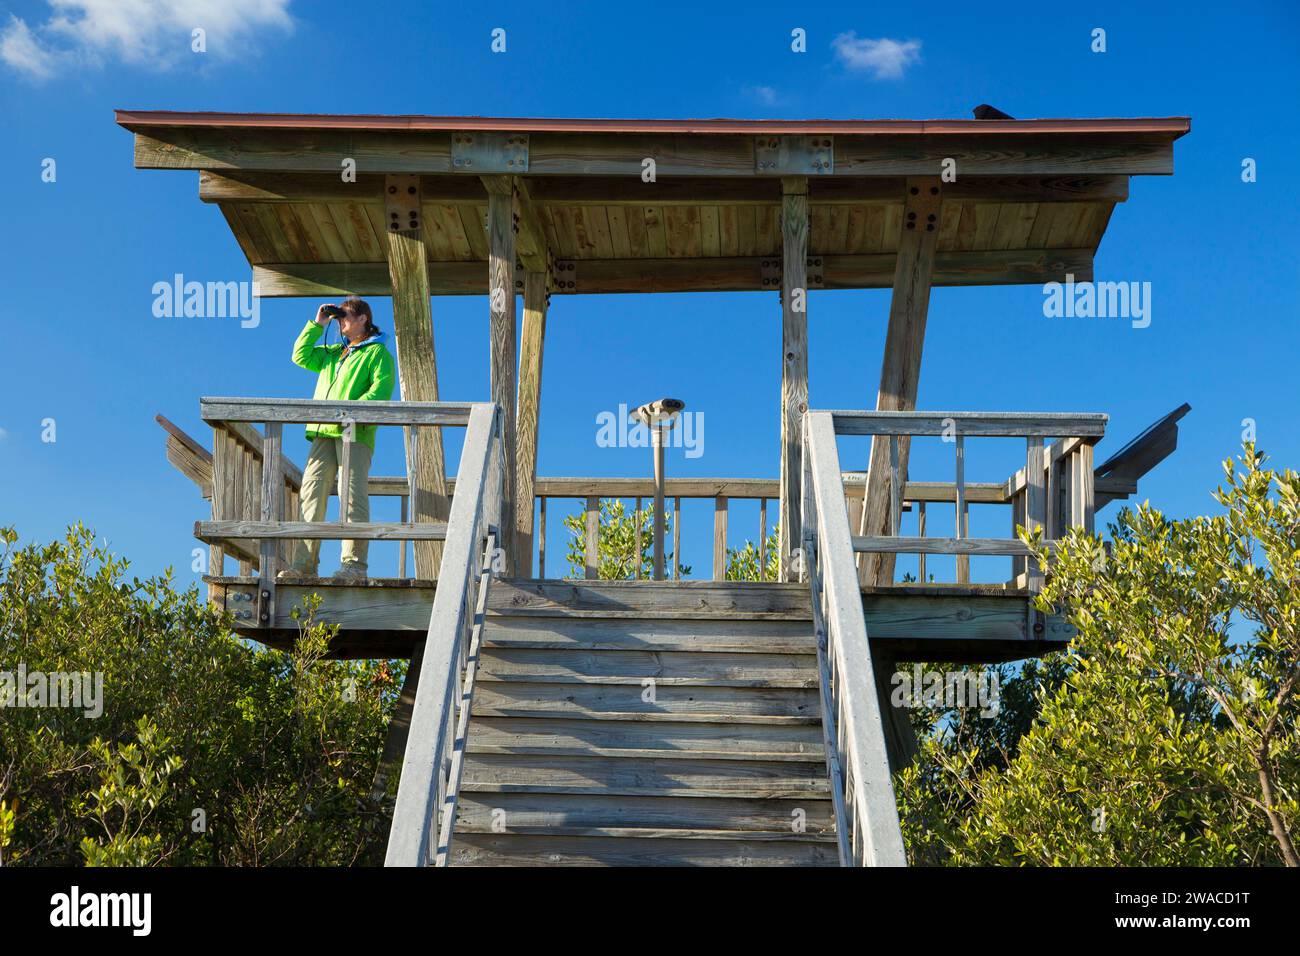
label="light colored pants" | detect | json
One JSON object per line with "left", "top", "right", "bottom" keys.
{"left": 291, "top": 436, "right": 373, "bottom": 573}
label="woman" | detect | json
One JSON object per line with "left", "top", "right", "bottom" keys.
{"left": 278, "top": 297, "right": 395, "bottom": 581}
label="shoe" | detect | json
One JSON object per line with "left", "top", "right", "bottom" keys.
{"left": 276, "top": 567, "right": 314, "bottom": 582}
{"left": 331, "top": 563, "right": 368, "bottom": 581}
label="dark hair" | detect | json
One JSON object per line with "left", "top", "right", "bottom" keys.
{"left": 340, "top": 297, "right": 380, "bottom": 337}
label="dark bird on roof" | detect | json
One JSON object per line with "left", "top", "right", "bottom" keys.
{"left": 972, "top": 104, "right": 1015, "bottom": 120}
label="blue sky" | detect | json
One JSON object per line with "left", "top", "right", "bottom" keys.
{"left": 1, "top": 0, "right": 1297, "bottom": 585}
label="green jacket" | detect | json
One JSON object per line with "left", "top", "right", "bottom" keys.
{"left": 291, "top": 321, "right": 396, "bottom": 450}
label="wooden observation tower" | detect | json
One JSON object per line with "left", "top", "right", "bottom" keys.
{"left": 120, "top": 109, "right": 1190, "bottom": 866}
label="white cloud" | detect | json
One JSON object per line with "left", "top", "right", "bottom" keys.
{"left": 0, "top": 15, "right": 55, "bottom": 78}
{"left": 743, "top": 84, "right": 779, "bottom": 106}
{"left": 1, "top": 0, "right": 294, "bottom": 80}
{"left": 0, "top": 426, "right": 8, "bottom": 440}
{"left": 832, "top": 33, "right": 921, "bottom": 80}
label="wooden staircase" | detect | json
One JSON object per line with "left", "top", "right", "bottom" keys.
{"left": 447, "top": 583, "right": 839, "bottom": 866}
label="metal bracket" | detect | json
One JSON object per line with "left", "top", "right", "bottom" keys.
{"left": 806, "top": 256, "right": 825, "bottom": 288}
{"left": 760, "top": 257, "right": 782, "bottom": 289}
{"left": 755, "top": 135, "right": 833, "bottom": 175}
{"left": 553, "top": 260, "right": 578, "bottom": 292}
{"left": 384, "top": 174, "right": 421, "bottom": 234}
{"left": 257, "top": 581, "right": 275, "bottom": 628}
{"left": 452, "top": 132, "right": 529, "bottom": 173}
{"left": 1042, "top": 611, "right": 1075, "bottom": 641}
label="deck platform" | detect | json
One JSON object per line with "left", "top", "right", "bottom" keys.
{"left": 205, "top": 577, "right": 1075, "bottom": 663}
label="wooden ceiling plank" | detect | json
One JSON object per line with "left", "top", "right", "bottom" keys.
{"left": 217, "top": 204, "right": 260, "bottom": 262}
{"left": 605, "top": 206, "right": 633, "bottom": 258}
{"left": 643, "top": 207, "right": 669, "bottom": 257}
{"left": 305, "top": 203, "right": 349, "bottom": 262}
{"left": 432, "top": 204, "right": 473, "bottom": 261}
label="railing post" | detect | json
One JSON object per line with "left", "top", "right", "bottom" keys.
{"left": 916, "top": 501, "right": 927, "bottom": 584}
{"left": 634, "top": 496, "right": 643, "bottom": 580}
{"left": 888, "top": 435, "right": 901, "bottom": 537}
{"left": 339, "top": 419, "right": 354, "bottom": 524}
{"left": 712, "top": 495, "right": 729, "bottom": 581}
{"left": 955, "top": 434, "right": 969, "bottom": 585}
{"left": 538, "top": 496, "right": 547, "bottom": 578}
{"left": 672, "top": 497, "right": 681, "bottom": 580}
{"left": 398, "top": 494, "right": 409, "bottom": 579}
{"left": 584, "top": 496, "right": 599, "bottom": 580}
{"left": 259, "top": 422, "right": 284, "bottom": 627}
{"left": 1079, "top": 442, "right": 1095, "bottom": 534}
{"left": 209, "top": 428, "right": 232, "bottom": 590}
{"left": 1025, "top": 437, "right": 1045, "bottom": 591}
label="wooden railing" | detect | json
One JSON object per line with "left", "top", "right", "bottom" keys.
{"left": 196, "top": 397, "right": 477, "bottom": 621}
{"left": 800, "top": 408, "right": 1105, "bottom": 865}
{"left": 531, "top": 478, "right": 779, "bottom": 581}
{"left": 386, "top": 403, "right": 503, "bottom": 867}
{"left": 800, "top": 411, "right": 907, "bottom": 866}
{"left": 830, "top": 410, "right": 1107, "bottom": 589}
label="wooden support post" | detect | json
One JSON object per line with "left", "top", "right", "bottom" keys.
{"left": 713, "top": 496, "right": 729, "bottom": 581}
{"left": 485, "top": 178, "right": 518, "bottom": 574}
{"left": 872, "top": 649, "right": 921, "bottom": 775}
{"left": 858, "top": 177, "right": 943, "bottom": 586}
{"left": 779, "top": 177, "right": 809, "bottom": 581}
{"left": 955, "top": 434, "right": 969, "bottom": 585}
{"left": 759, "top": 498, "right": 768, "bottom": 580}
{"left": 384, "top": 174, "right": 448, "bottom": 579}
{"left": 584, "top": 496, "right": 599, "bottom": 580}
{"left": 515, "top": 270, "right": 548, "bottom": 576}
{"left": 258, "top": 423, "right": 283, "bottom": 627}
{"left": 371, "top": 640, "right": 423, "bottom": 801}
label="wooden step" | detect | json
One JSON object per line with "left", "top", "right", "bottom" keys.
{"left": 449, "top": 832, "right": 839, "bottom": 866}
{"left": 475, "top": 647, "right": 817, "bottom": 687}
{"left": 448, "top": 605, "right": 837, "bottom": 866}
{"left": 466, "top": 715, "right": 825, "bottom": 761}
{"left": 471, "top": 680, "right": 821, "bottom": 723}
{"left": 462, "top": 752, "right": 831, "bottom": 800}
{"left": 488, "top": 579, "right": 812, "bottom": 620}
{"left": 455, "top": 791, "right": 836, "bottom": 835}
{"left": 482, "top": 616, "right": 816, "bottom": 654}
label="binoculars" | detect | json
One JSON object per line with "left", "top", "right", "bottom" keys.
{"left": 321, "top": 305, "right": 346, "bottom": 319}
